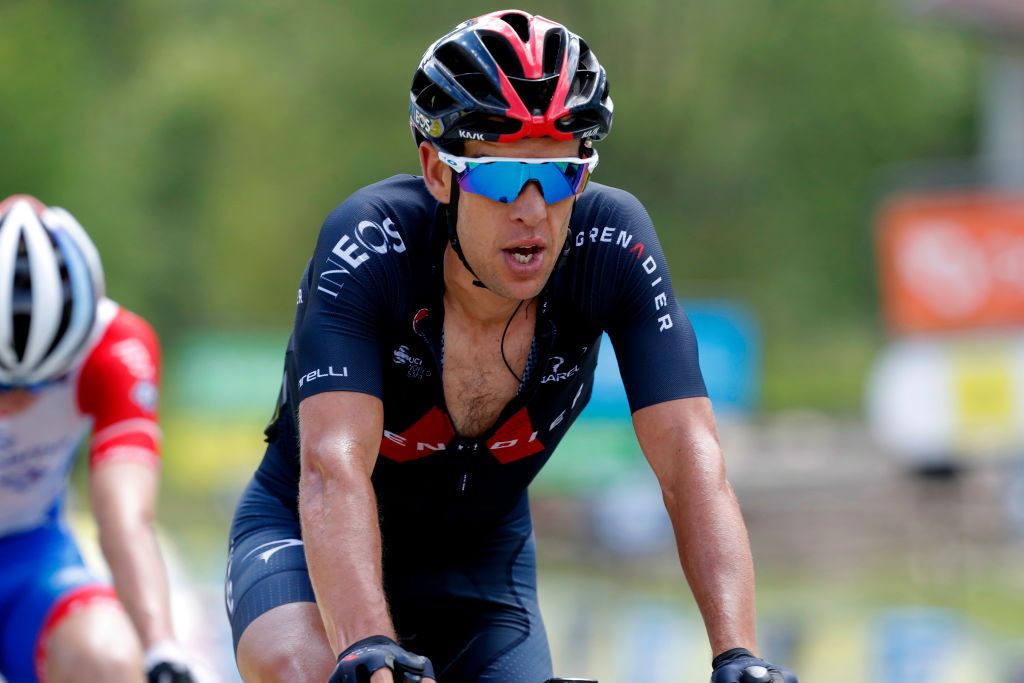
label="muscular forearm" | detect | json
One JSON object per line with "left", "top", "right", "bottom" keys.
{"left": 299, "top": 455, "right": 395, "bottom": 655}
{"left": 634, "top": 398, "right": 759, "bottom": 657}
{"left": 664, "top": 464, "right": 757, "bottom": 655}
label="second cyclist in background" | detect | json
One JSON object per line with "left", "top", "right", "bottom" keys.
{"left": 0, "top": 196, "right": 196, "bottom": 683}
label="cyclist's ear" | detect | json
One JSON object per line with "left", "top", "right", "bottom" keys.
{"left": 419, "top": 142, "right": 452, "bottom": 204}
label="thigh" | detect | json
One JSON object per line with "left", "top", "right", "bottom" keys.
{"left": 227, "top": 478, "right": 333, "bottom": 680}
{"left": 43, "top": 599, "right": 141, "bottom": 683}
{"left": 0, "top": 521, "right": 117, "bottom": 683}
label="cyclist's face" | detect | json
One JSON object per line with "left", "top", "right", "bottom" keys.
{"left": 430, "top": 137, "right": 581, "bottom": 301}
{"left": 0, "top": 388, "right": 40, "bottom": 416}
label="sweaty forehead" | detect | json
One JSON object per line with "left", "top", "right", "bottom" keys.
{"left": 464, "top": 138, "right": 580, "bottom": 159}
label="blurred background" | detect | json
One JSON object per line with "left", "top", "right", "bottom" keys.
{"left": 3, "top": 0, "right": 1024, "bottom": 680}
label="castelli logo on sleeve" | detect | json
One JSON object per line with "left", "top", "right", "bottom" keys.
{"left": 297, "top": 366, "right": 349, "bottom": 387}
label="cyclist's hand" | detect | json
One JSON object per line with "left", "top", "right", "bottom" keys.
{"left": 144, "top": 641, "right": 197, "bottom": 683}
{"left": 328, "top": 635, "right": 436, "bottom": 683}
{"left": 710, "top": 647, "right": 798, "bottom": 683}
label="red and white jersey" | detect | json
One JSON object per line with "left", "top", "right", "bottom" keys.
{"left": 0, "top": 299, "right": 161, "bottom": 536}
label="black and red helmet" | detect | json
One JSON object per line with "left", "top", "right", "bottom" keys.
{"left": 410, "top": 10, "right": 613, "bottom": 150}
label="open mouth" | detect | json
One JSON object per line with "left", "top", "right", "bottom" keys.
{"left": 507, "top": 245, "right": 541, "bottom": 264}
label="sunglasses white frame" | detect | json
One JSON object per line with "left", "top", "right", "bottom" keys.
{"left": 437, "top": 150, "right": 600, "bottom": 175}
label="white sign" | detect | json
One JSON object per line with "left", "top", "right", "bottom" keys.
{"left": 866, "top": 333, "right": 1024, "bottom": 462}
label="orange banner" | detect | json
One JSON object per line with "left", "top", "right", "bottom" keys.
{"left": 877, "top": 192, "right": 1024, "bottom": 333}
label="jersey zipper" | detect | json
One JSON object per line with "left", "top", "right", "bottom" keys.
{"left": 412, "top": 292, "right": 559, "bottom": 495}
{"left": 413, "top": 305, "right": 478, "bottom": 494}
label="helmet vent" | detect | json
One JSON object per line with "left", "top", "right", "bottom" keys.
{"left": 12, "top": 237, "right": 31, "bottom": 361}
{"left": 436, "top": 42, "right": 481, "bottom": 80}
{"left": 12, "top": 314, "right": 29, "bottom": 362}
{"left": 568, "top": 41, "right": 602, "bottom": 104}
{"left": 456, "top": 73, "right": 509, "bottom": 109}
{"left": 568, "top": 70, "right": 597, "bottom": 101}
{"left": 497, "top": 12, "right": 531, "bottom": 43}
{"left": 433, "top": 43, "right": 507, "bottom": 108}
{"left": 555, "top": 109, "right": 604, "bottom": 135}
{"left": 578, "top": 40, "right": 599, "bottom": 71}
{"left": 480, "top": 33, "right": 524, "bottom": 79}
{"left": 508, "top": 75, "right": 560, "bottom": 116}
{"left": 12, "top": 237, "right": 32, "bottom": 311}
{"left": 47, "top": 249, "right": 75, "bottom": 363}
{"left": 542, "top": 31, "right": 564, "bottom": 76}
{"left": 411, "top": 70, "right": 434, "bottom": 102}
{"left": 10, "top": 231, "right": 75, "bottom": 365}
{"left": 413, "top": 79, "right": 456, "bottom": 116}
{"left": 456, "top": 112, "right": 521, "bottom": 135}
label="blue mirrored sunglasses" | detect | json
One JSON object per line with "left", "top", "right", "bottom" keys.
{"left": 438, "top": 150, "right": 599, "bottom": 204}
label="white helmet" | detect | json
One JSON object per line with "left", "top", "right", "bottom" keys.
{"left": 0, "top": 195, "right": 105, "bottom": 387}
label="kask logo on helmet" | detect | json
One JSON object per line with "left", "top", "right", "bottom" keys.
{"left": 317, "top": 217, "right": 406, "bottom": 298}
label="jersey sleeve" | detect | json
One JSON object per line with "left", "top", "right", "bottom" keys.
{"left": 293, "top": 194, "right": 407, "bottom": 403}
{"left": 77, "top": 307, "right": 162, "bottom": 468}
{"left": 592, "top": 189, "right": 708, "bottom": 412}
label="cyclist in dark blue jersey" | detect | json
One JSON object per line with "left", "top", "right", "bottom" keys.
{"left": 226, "top": 10, "right": 797, "bottom": 683}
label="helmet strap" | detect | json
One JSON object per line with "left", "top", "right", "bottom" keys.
{"left": 557, "top": 196, "right": 577, "bottom": 272}
{"left": 446, "top": 181, "right": 487, "bottom": 289}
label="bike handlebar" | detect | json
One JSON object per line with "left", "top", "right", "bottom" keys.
{"left": 741, "top": 666, "right": 772, "bottom": 683}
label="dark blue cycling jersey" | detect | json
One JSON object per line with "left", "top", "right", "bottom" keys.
{"left": 251, "top": 174, "right": 706, "bottom": 558}
{"left": 229, "top": 175, "right": 708, "bottom": 676}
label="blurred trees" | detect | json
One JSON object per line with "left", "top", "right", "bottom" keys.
{"left": 0, "top": 0, "right": 979, "bottom": 408}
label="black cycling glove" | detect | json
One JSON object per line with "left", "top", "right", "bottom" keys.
{"left": 710, "top": 648, "right": 799, "bottom": 683}
{"left": 328, "top": 635, "right": 435, "bottom": 683}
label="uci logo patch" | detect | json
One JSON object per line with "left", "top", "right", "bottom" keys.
{"left": 393, "top": 345, "right": 432, "bottom": 380}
